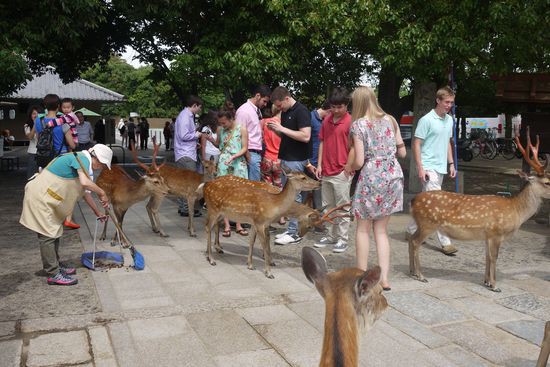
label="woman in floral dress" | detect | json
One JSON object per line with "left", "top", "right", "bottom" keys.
{"left": 349, "top": 86, "right": 407, "bottom": 290}
{"left": 208, "top": 107, "right": 249, "bottom": 236}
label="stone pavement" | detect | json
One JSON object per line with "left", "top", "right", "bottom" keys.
{"left": 0, "top": 148, "right": 548, "bottom": 366}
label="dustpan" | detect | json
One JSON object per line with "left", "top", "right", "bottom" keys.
{"left": 81, "top": 217, "right": 124, "bottom": 270}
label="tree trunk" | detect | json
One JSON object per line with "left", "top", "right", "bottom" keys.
{"left": 377, "top": 67, "right": 404, "bottom": 120}
{"left": 408, "top": 82, "right": 436, "bottom": 193}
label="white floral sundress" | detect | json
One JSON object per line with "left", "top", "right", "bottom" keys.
{"left": 350, "top": 116, "right": 404, "bottom": 219}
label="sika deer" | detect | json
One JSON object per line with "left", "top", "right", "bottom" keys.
{"left": 302, "top": 247, "right": 388, "bottom": 367}
{"left": 96, "top": 142, "right": 169, "bottom": 244}
{"left": 144, "top": 159, "right": 217, "bottom": 237}
{"left": 409, "top": 128, "right": 550, "bottom": 292}
{"left": 203, "top": 171, "right": 320, "bottom": 278}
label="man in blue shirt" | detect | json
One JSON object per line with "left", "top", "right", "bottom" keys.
{"left": 407, "top": 86, "right": 457, "bottom": 255}
{"left": 34, "top": 94, "right": 75, "bottom": 169}
{"left": 306, "top": 100, "right": 331, "bottom": 209}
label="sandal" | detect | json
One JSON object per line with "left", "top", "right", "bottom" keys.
{"left": 222, "top": 229, "right": 231, "bottom": 237}
{"left": 236, "top": 228, "right": 249, "bottom": 236}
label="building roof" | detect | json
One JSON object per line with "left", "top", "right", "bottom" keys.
{"left": 5, "top": 69, "right": 125, "bottom": 102}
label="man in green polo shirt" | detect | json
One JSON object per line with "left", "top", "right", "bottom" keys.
{"left": 407, "top": 86, "right": 457, "bottom": 255}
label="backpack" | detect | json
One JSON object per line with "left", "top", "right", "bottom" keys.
{"left": 35, "top": 118, "right": 63, "bottom": 168}
{"left": 119, "top": 125, "right": 127, "bottom": 135}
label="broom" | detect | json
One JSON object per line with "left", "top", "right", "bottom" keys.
{"left": 73, "top": 152, "right": 145, "bottom": 270}
{"left": 106, "top": 206, "right": 145, "bottom": 270}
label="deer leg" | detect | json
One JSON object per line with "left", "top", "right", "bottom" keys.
{"left": 264, "top": 227, "right": 275, "bottom": 267}
{"left": 99, "top": 208, "right": 109, "bottom": 240}
{"left": 214, "top": 219, "right": 224, "bottom": 254}
{"left": 187, "top": 196, "right": 196, "bottom": 237}
{"left": 205, "top": 213, "right": 217, "bottom": 266}
{"left": 484, "top": 237, "right": 503, "bottom": 292}
{"left": 146, "top": 195, "right": 168, "bottom": 237}
{"left": 409, "top": 227, "right": 432, "bottom": 283}
{"left": 247, "top": 226, "right": 257, "bottom": 271}
{"left": 111, "top": 209, "right": 127, "bottom": 246}
{"left": 257, "top": 225, "right": 274, "bottom": 279}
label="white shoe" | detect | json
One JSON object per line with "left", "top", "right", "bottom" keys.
{"left": 332, "top": 239, "right": 348, "bottom": 253}
{"left": 274, "top": 233, "right": 302, "bottom": 245}
{"left": 314, "top": 236, "right": 336, "bottom": 248}
{"left": 275, "top": 231, "right": 290, "bottom": 240}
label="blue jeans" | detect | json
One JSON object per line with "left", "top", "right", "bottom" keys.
{"left": 280, "top": 159, "right": 307, "bottom": 235}
{"left": 247, "top": 151, "right": 262, "bottom": 181}
{"left": 176, "top": 156, "right": 198, "bottom": 212}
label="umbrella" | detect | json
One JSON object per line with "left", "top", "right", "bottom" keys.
{"left": 75, "top": 107, "right": 101, "bottom": 117}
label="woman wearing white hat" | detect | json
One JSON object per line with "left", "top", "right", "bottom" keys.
{"left": 20, "top": 144, "right": 113, "bottom": 286}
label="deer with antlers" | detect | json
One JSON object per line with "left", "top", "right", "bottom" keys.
{"left": 409, "top": 127, "right": 550, "bottom": 292}
{"left": 96, "top": 141, "right": 170, "bottom": 244}
{"left": 203, "top": 171, "right": 320, "bottom": 278}
{"left": 302, "top": 247, "right": 388, "bottom": 367}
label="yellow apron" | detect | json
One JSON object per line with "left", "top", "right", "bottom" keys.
{"left": 20, "top": 169, "right": 83, "bottom": 238}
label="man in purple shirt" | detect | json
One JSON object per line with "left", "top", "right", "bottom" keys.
{"left": 174, "top": 95, "right": 203, "bottom": 216}
{"left": 235, "top": 85, "right": 271, "bottom": 181}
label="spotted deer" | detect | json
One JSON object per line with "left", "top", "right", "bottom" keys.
{"left": 409, "top": 128, "right": 550, "bottom": 292}
{"left": 203, "top": 171, "right": 320, "bottom": 278}
{"left": 302, "top": 247, "right": 388, "bottom": 367}
{"left": 96, "top": 142, "right": 170, "bottom": 244}
{"left": 144, "top": 159, "right": 217, "bottom": 237}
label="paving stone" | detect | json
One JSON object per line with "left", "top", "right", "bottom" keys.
{"left": 433, "top": 345, "right": 492, "bottom": 367}
{"left": 107, "top": 322, "right": 144, "bottom": 367}
{"left": 127, "top": 315, "right": 188, "bottom": 340}
{"left": 186, "top": 310, "right": 267, "bottom": 356}
{"left": 27, "top": 331, "right": 91, "bottom": 367}
{"left": 385, "top": 291, "right": 467, "bottom": 325}
{"left": 509, "top": 277, "right": 550, "bottom": 298}
{"left": 425, "top": 285, "right": 475, "bottom": 300}
{"left": 237, "top": 304, "right": 299, "bottom": 325}
{"left": 287, "top": 300, "right": 325, "bottom": 332}
{"left": 108, "top": 273, "right": 175, "bottom": 310}
{"left": 382, "top": 309, "right": 450, "bottom": 348}
{"left": 446, "top": 296, "right": 534, "bottom": 324}
{"left": 213, "top": 349, "right": 290, "bottom": 367}
{"left": 359, "top": 321, "right": 443, "bottom": 367}
{"left": 89, "top": 326, "right": 116, "bottom": 361}
{"left": 497, "top": 293, "right": 550, "bottom": 319}
{"left": 0, "top": 339, "right": 21, "bottom": 367}
{"left": 497, "top": 319, "right": 547, "bottom": 345}
{"left": 433, "top": 320, "right": 541, "bottom": 366}
{"left": 466, "top": 283, "right": 526, "bottom": 299}
{"left": 134, "top": 334, "right": 216, "bottom": 367}
{"left": 254, "top": 318, "right": 321, "bottom": 367}
{"left": 147, "top": 260, "right": 206, "bottom": 284}
{"left": 0, "top": 321, "right": 16, "bottom": 338}
{"left": 20, "top": 315, "right": 96, "bottom": 333}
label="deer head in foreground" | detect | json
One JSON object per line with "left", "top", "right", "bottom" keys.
{"left": 409, "top": 127, "right": 550, "bottom": 292}
{"left": 302, "top": 247, "right": 388, "bottom": 367}
{"left": 96, "top": 140, "right": 169, "bottom": 244}
{"left": 204, "top": 171, "right": 320, "bottom": 278}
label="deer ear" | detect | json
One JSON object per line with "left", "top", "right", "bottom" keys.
{"left": 355, "top": 266, "right": 381, "bottom": 299}
{"left": 301, "top": 247, "right": 328, "bottom": 285}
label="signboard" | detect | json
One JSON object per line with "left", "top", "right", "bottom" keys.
{"left": 465, "top": 115, "right": 506, "bottom": 138}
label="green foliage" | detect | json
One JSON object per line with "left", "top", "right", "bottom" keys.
{"left": 0, "top": 0, "right": 127, "bottom": 93}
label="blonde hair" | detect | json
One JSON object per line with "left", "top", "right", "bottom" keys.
{"left": 436, "top": 86, "right": 455, "bottom": 100}
{"left": 351, "top": 86, "right": 386, "bottom": 122}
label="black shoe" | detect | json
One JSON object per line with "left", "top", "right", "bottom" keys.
{"left": 179, "top": 210, "right": 189, "bottom": 217}
{"left": 193, "top": 210, "right": 202, "bottom": 217}
{"left": 241, "top": 223, "right": 251, "bottom": 229}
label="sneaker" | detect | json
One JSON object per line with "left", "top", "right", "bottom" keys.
{"left": 59, "top": 265, "right": 76, "bottom": 276}
{"left": 275, "top": 231, "right": 290, "bottom": 240}
{"left": 314, "top": 237, "right": 336, "bottom": 248}
{"left": 441, "top": 244, "right": 458, "bottom": 256}
{"left": 332, "top": 239, "right": 348, "bottom": 253}
{"left": 274, "top": 233, "right": 302, "bottom": 245}
{"left": 47, "top": 272, "right": 78, "bottom": 286}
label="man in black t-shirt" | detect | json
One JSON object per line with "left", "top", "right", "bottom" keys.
{"left": 267, "top": 86, "right": 312, "bottom": 245}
